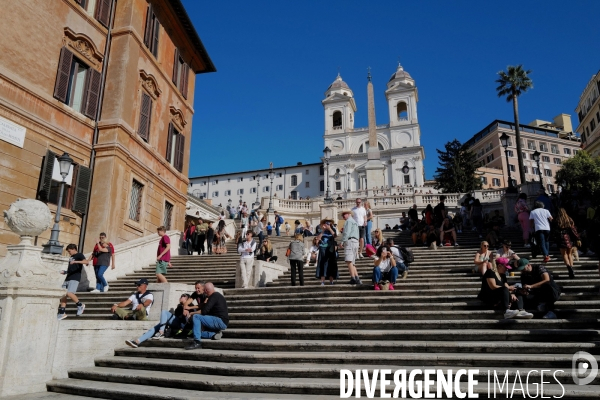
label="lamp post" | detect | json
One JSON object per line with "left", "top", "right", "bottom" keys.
{"left": 42, "top": 152, "right": 73, "bottom": 254}
{"left": 254, "top": 174, "right": 261, "bottom": 208}
{"left": 532, "top": 150, "right": 544, "bottom": 191}
{"left": 323, "top": 146, "right": 332, "bottom": 203}
{"left": 267, "top": 168, "right": 274, "bottom": 213}
{"left": 346, "top": 171, "right": 351, "bottom": 193}
{"left": 499, "top": 132, "right": 518, "bottom": 193}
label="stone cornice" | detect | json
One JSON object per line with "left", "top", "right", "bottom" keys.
{"left": 63, "top": 27, "right": 104, "bottom": 70}
{"left": 169, "top": 106, "right": 187, "bottom": 131}
{"left": 111, "top": 25, "right": 195, "bottom": 115}
{"left": 139, "top": 70, "right": 162, "bottom": 99}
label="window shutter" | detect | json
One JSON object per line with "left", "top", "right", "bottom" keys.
{"left": 181, "top": 63, "right": 189, "bottom": 99}
{"left": 37, "top": 150, "right": 56, "bottom": 202}
{"left": 72, "top": 165, "right": 92, "bottom": 215}
{"left": 152, "top": 18, "right": 161, "bottom": 56}
{"left": 53, "top": 47, "right": 73, "bottom": 103}
{"left": 165, "top": 123, "right": 174, "bottom": 163}
{"left": 95, "top": 0, "right": 111, "bottom": 28}
{"left": 138, "top": 93, "right": 152, "bottom": 141}
{"left": 143, "top": 4, "right": 153, "bottom": 48}
{"left": 82, "top": 68, "right": 101, "bottom": 119}
{"left": 175, "top": 134, "right": 185, "bottom": 172}
{"left": 172, "top": 48, "right": 180, "bottom": 85}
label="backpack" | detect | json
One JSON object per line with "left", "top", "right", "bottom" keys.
{"left": 135, "top": 291, "right": 153, "bottom": 316}
{"left": 278, "top": 216, "right": 284, "bottom": 224}
{"left": 398, "top": 246, "right": 414, "bottom": 265}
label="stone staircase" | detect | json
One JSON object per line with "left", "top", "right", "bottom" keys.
{"left": 46, "top": 229, "right": 600, "bottom": 398}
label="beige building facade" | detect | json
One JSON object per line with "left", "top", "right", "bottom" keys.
{"left": 465, "top": 116, "right": 581, "bottom": 193}
{"left": 575, "top": 70, "right": 600, "bottom": 157}
{"left": 0, "top": 0, "right": 215, "bottom": 257}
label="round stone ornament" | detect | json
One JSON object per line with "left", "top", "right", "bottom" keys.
{"left": 3, "top": 198, "right": 52, "bottom": 237}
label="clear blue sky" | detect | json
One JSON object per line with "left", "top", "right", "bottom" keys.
{"left": 184, "top": 0, "right": 600, "bottom": 180}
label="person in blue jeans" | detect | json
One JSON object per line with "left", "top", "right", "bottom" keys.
{"left": 274, "top": 211, "right": 282, "bottom": 236}
{"left": 372, "top": 245, "right": 398, "bottom": 291}
{"left": 185, "top": 282, "right": 229, "bottom": 350}
{"left": 89, "top": 233, "right": 114, "bottom": 293}
{"left": 125, "top": 294, "right": 191, "bottom": 348}
{"left": 529, "top": 201, "right": 553, "bottom": 264}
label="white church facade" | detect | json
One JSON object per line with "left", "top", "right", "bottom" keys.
{"left": 323, "top": 64, "right": 425, "bottom": 192}
{"left": 189, "top": 64, "right": 426, "bottom": 203}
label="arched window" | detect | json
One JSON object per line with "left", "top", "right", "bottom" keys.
{"left": 332, "top": 111, "right": 342, "bottom": 128}
{"left": 358, "top": 142, "right": 385, "bottom": 153}
{"left": 397, "top": 102, "right": 408, "bottom": 121}
{"left": 290, "top": 190, "right": 298, "bottom": 200}
{"left": 291, "top": 175, "right": 298, "bottom": 186}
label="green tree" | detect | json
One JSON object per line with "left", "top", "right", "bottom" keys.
{"left": 496, "top": 65, "right": 533, "bottom": 186}
{"left": 555, "top": 151, "right": 600, "bottom": 199}
{"left": 434, "top": 139, "right": 482, "bottom": 193}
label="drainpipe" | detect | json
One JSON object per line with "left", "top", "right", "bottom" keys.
{"left": 78, "top": 0, "right": 116, "bottom": 251}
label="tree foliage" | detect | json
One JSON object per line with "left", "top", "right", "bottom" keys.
{"left": 555, "top": 151, "right": 600, "bottom": 200}
{"left": 434, "top": 139, "right": 482, "bottom": 193}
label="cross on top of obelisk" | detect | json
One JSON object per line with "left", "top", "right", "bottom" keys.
{"left": 367, "top": 66, "right": 372, "bottom": 82}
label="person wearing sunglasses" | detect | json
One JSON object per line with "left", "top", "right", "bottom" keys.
{"left": 473, "top": 241, "right": 492, "bottom": 275}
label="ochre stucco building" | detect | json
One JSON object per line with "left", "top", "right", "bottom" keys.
{"left": 0, "top": 0, "right": 215, "bottom": 256}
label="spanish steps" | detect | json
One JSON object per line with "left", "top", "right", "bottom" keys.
{"left": 21, "top": 228, "right": 600, "bottom": 399}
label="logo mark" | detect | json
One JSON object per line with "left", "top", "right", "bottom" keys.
{"left": 572, "top": 351, "right": 598, "bottom": 385}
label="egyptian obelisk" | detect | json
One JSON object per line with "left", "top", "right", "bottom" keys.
{"left": 365, "top": 68, "right": 385, "bottom": 190}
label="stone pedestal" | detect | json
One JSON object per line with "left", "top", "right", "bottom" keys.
{"left": 0, "top": 242, "right": 65, "bottom": 396}
{"left": 148, "top": 282, "right": 195, "bottom": 320}
{"left": 319, "top": 203, "right": 338, "bottom": 223}
{"left": 365, "top": 159, "right": 385, "bottom": 191}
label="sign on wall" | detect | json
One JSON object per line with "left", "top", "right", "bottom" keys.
{"left": 0, "top": 115, "right": 26, "bottom": 148}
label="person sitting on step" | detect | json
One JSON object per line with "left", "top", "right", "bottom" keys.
{"left": 485, "top": 222, "right": 503, "bottom": 248}
{"left": 385, "top": 238, "right": 409, "bottom": 279}
{"left": 125, "top": 293, "right": 192, "bottom": 348}
{"left": 111, "top": 278, "right": 154, "bottom": 321}
{"left": 257, "top": 238, "right": 277, "bottom": 263}
{"left": 185, "top": 282, "right": 229, "bottom": 350}
{"left": 438, "top": 216, "right": 459, "bottom": 247}
{"left": 477, "top": 257, "right": 532, "bottom": 319}
{"left": 515, "top": 258, "right": 561, "bottom": 319}
{"left": 473, "top": 241, "right": 492, "bottom": 276}
{"left": 305, "top": 237, "right": 319, "bottom": 267}
{"left": 495, "top": 240, "right": 520, "bottom": 270}
{"left": 372, "top": 245, "right": 398, "bottom": 291}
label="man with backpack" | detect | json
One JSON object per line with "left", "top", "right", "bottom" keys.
{"left": 274, "top": 211, "right": 284, "bottom": 236}
{"left": 111, "top": 278, "right": 154, "bottom": 320}
{"left": 386, "top": 238, "right": 412, "bottom": 279}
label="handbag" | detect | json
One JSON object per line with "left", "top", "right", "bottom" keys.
{"left": 285, "top": 248, "right": 291, "bottom": 257}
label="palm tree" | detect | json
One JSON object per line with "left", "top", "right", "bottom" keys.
{"left": 496, "top": 65, "right": 533, "bottom": 186}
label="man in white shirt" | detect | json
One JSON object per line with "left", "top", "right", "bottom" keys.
{"left": 351, "top": 198, "right": 367, "bottom": 259}
{"left": 111, "top": 278, "right": 154, "bottom": 320}
{"left": 237, "top": 231, "right": 257, "bottom": 288}
{"left": 529, "top": 201, "right": 553, "bottom": 263}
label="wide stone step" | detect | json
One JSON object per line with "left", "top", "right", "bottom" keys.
{"left": 141, "top": 338, "right": 600, "bottom": 355}
{"left": 47, "top": 379, "right": 322, "bottom": 399}
{"left": 94, "top": 356, "right": 600, "bottom": 385}
{"left": 115, "top": 347, "right": 599, "bottom": 369}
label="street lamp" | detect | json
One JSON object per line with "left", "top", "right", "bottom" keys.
{"left": 267, "top": 167, "right": 274, "bottom": 213}
{"left": 532, "top": 150, "right": 544, "bottom": 191}
{"left": 42, "top": 152, "right": 73, "bottom": 254}
{"left": 323, "top": 146, "right": 332, "bottom": 203}
{"left": 254, "top": 174, "right": 261, "bottom": 208}
{"left": 346, "top": 171, "right": 351, "bottom": 193}
{"left": 499, "top": 132, "right": 518, "bottom": 193}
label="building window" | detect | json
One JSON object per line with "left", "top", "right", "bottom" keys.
{"left": 397, "top": 101, "right": 408, "bottom": 120}
{"left": 358, "top": 142, "right": 384, "bottom": 153}
{"left": 542, "top": 156, "right": 550, "bottom": 162}
{"left": 53, "top": 48, "right": 101, "bottom": 119}
{"left": 263, "top": 186, "right": 269, "bottom": 192}
{"left": 144, "top": 4, "right": 160, "bottom": 57}
{"left": 404, "top": 175, "right": 410, "bottom": 184}
{"left": 163, "top": 201, "right": 173, "bottom": 230}
{"left": 306, "top": 169, "right": 309, "bottom": 175}
{"left": 276, "top": 185, "right": 283, "bottom": 190}
{"left": 335, "top": 181, "right": 341, "bottom": 190}
{"left": 509, "top": 164, "right": 516, "bottom": 172}
{"left": 166, "top": 123, "right": 185, "bottom": 172}
{"left": 137, "top": 92, "right": 152, "bottom": 141}
{"left": 481, "top": 177, "right": 488, "bottom": 185}
{"left": 224, "top": 190, "right": 231, "bottom": 196}
{"left": 237, "top": 189, "right": 244, "bottom": 195}
{"left": 212, "top": 179, "right": 218, "bottom": 185}
{"left": 539, "top": 143, "right": 548, "bottom": 152}
{"left": 332, "top": 111, "right": 342, "bottom": 128}
{"left": 129, "top": 180, "right": 144, "bottom": 222}
{"left": 591, "top": 119, "right": 596, "bottom": 132}
{"left": 172, "top": 49, "right": 189, "bottom": 99}
{"left": 212, "top": 191, "right": 219, "bottom": 197}
{"left": 553, "top": 158, "right": 561, "bottom": 165}
{"left": 277, "top": 173, "right": 283, "bottom": 178}
{"left": 524, "top": 166, "right": 529, "bottom": 174}
{"left": 547, "top": 184, "right": 554, "bottom": 193}
{"left": 290, "top": 191, "right": 298, "bottom": 200}
{"left": 596, "top": 111, "right": 600, "bottom": 123}
{"left": 320, "top": 180, "right": 324, "bottom": 191}
{"left": 506, "top": 150, "right": 514, "bottom": 157}
{"left": 305, "top": 182, "right": 310, "bottom": 188}
{"left": 486, "top": 154, "right": 494, "bottom": 163}
{"left": 532, "top": 167, "right": 539, "bottom": 175}
{"left": 551, "top": 145, "right": 559, "bottom": 154}
{"left": 527, "top": 141, "right": 536, "bottom": 150}
{"left": 249, "top": 187, "right": 256, "bottom": 194}
{"left": 291, "top": 175, "right": 298, "bottom": 186}
{"left": 564, "top": 148, "right": 571, "bottom": 155}
{"left": 574, "top": 150, "right": 579, "bottom": 155}
{"left": 492, "top": 178, "right": 501, "bottom": 186}
{"left": 522, "top": 152, "right": 527, "bottom": 160}
{"left": 544, "top": 169, "right": 552, "bottom": 177}
{"left": 320, "top": 166, "right": 324, "bottom": 176}
{"left": 237, "top": 177, "right": 243, "bottom": 182}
